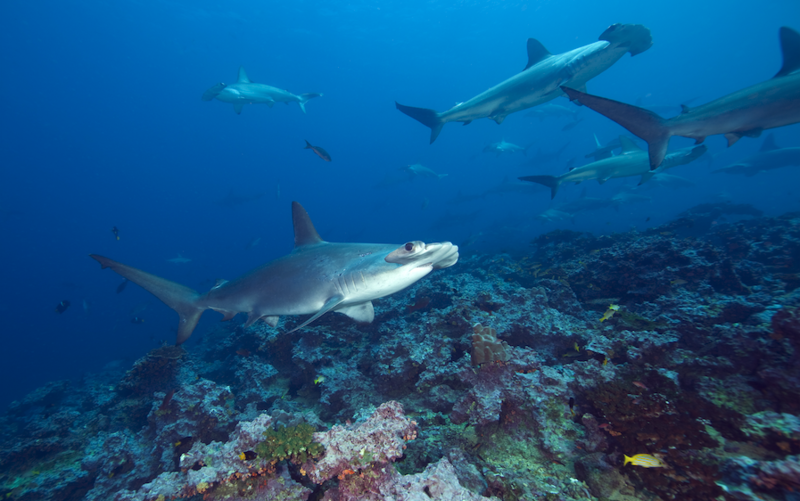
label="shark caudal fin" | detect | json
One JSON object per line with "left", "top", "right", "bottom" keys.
{"left": 395, "top": 102, "right": 445, "bottom": 144}
{"left": 599, "top": 23, "right": 653, "bottom": 56}
{"left": 298, "top": 93, "right": 323, "bottom": 113}
{"left": 202, "top": 83, "right": 227, "bottom": 101}
{"left": 562, "top": 86, "right": 670, "bottom": 170}
{"left": 90, "top": 255, "right": 204, "bottom": 345}
{"left": 519, "top": 175, "right": 561, "bottom": 199}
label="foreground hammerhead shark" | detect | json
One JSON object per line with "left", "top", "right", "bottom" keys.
{"left": 202, "top": 67, "right": 322, "bottom": 114}
{"left": 395, "top": 23, "right": 652, "bottom": 143}
{"left": 91, "top": 202, "right": 459, "bottom": 344}
{"left": 562, "top": 27, "right": 800, "bottom": 169}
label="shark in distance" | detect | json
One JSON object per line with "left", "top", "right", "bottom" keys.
{"left": 520, "top": 136, "right": 706, "bottom": 198}
{"left": 483, "top": 140, "right": 530, "bottom": 157}
{"left": 402, "top": 163, "right": 448, "bottom": 180}
{"left": 562, "top": 27, "right": 800, "bottom": 169}
{"left": 202, "top": 67, "right": 322, "bottom": 115}
{"left": 90, "top": 202, "right": 458, "bottom": 345}
{"left": 712, "top": 134, "right": 800, "bottom": 176}
{"left": 395, "top": 23, "right": 652, "bottom": 143}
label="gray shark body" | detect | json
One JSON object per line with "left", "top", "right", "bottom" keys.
{"left": 91, "top": 202, "right": 458, "bottom": 344}
{"left": 563, "top": 27, "right": 800, "bottom": 169}
{"left": 202, "top": 67, "right": 322, "bottom": 114}
{"left": 520, "top": 136, "right": 706, "bottom": 198}
{"left": 483, "top": 140, "right": 528, "bottom": 156}
{"left": 713, "top": 134, "right": 800, "bottom": 176}
{"left": 396, "top": 23, "right": 652, "bottom": 143}
{"left": 403, "top": 163, "right": 448, "bottom": 179}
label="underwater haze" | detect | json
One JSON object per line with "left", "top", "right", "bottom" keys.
{"left": 2, "top": 1, "right": 800, "bottom": 498}
{"left": 2, "top": 0, "right": 798, "bottom": 409}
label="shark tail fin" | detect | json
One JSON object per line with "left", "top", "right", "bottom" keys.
{"left": 395, "top": 102, "right": 444, "bottom": 144}
{"left": 519, "top": 175, "right": 561, "bottom": 199}
{"left": 90, "top": 254, "right": 204, "bottom": 345}
{"left": 599, "top": 23, "right": 653, "bottom": 56}
{"left": 562, "top": 86, "right": 670, "bottom": 170}
{"left": 298, "top": 93, "right": 322, "bottom": 113}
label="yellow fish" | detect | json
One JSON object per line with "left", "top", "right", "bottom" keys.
{"left": 624, "top": 454, "right": 666, "bottom": 468}
{"left": 599, "top": 304, "right": 620, "bottom": 322}
{"left": 314, "top": 376, "right": 325, "bottom": 385}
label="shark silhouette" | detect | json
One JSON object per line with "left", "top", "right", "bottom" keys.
{"left": 202, "top": 67, "right": 322, "bottom": 115}
{"left": 91, "top": 202, "right": 458, "bottom": 344}
{"left": 563, "top": 27, "right": 800, "bottom": 169}
{"left": 396, "top": 23, "right": 652, "bottom": 143}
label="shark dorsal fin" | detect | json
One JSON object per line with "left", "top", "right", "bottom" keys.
{"left": 237, "top": 66, "right": 252, "bottom": 84}
{"left": 775, "top": 27, "right": 800, "bottom": 78}
{"left": 292, "top": 201, "right": 324, "bottom": 247}
{"left": 759, "top": 133, "right": 779, "bottom": 152}
{"left": 523, "top": 38, "right": 551, "bottom": 71}
{"left": 680, "top": 104, "right": 691, "bottom": 114}
{"left": 618, "top": 136, "right": 642, "bottom": 153}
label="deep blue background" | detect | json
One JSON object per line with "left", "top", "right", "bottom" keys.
{"left": 1, "top": 0, "right": 799, "bottom": 409}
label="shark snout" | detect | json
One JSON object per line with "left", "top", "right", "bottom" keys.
{"left": 386, "top": 241, "right": 459, "bottom": 269}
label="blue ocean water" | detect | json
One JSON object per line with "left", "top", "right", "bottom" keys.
{"left": 1, "top": 0, "right": 798, "bottom": 411}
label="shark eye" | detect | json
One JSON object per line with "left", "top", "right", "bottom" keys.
{"left": 405, "top": 243, "right": 414, "bottom": 252}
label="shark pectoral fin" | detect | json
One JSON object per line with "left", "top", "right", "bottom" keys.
{"left": 211, "top": 309, "right": 236, "bottom": 321}
{"left": 598, "top": 177, "right": 610, "bottom": 184}
{"left": 233, "top": 103, "right": 244, "bottom": 114}
{"left": 492, "top": 115, "right": 507, "bottom": 125}
{"left": 462, "top": 120, "right": 472, "bottom": 126}
{"left": 266, "top": 99, "right": 275, "bottom": 108}
{"left": 264, "top": 316, "right": 279, "bottom": 327}
{"left": 337, "top": 302, "right": 375, "bottom": 324}
{"left": 287, "top": 295, "right": 344, "bottom": 334}
{"left": 201, "top": 83, "right": 227, "bottom": 101}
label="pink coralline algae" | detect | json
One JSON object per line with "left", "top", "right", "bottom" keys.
{"left": 304, "top": 401, "right": 418, "bottom": 484}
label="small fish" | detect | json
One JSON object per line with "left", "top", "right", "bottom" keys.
{"left": 236, "top": 349, "right": 251, "bottom": 357}
{"left": 568, "top": 397, "right": 575, "bottom": 416}
{"left": 670, "top": 279, "right": 687, "bottom": 286}
{"left": 632, "top": 381, "right": 648, "bottom": 390}
{"left": 111, "top": 226, "right": 120, "bottom": 240}
{"left": 573, "top": 342, "right": 580, "bottom": 352}
{"left": 304, "top": 140, "right": 331, "bottom": 162}
{"left": 599, "top": 304, "right": 620, "bottom": 322}
{"left": 624, "top": 454, "right": 666, "bottom": 468}
{"left": 55, "top": 300, "right": 71, "bottom": 314}
{"left": 239, "top": 450, "right": 257, "bottom": 461}
{"left": 131, "top": 316, "right": 145, "bottom": 324}
{"left": 603, "top": 357, "right": 609, "bottom": 366}
{"left": 116, "top": 278, "right": 129, "bottom": 294}
{"left": 314, "top": 376, "right": 325, "bottom": 385}
{"left": 645, "top": 216, "right": 651, "bottom": 222}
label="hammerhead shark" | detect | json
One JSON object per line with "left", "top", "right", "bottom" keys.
{"left": 713, "top": 134, "right": 800, "bottom": 176}
{"left": 202, "top": 67, "right": 322, "bottom": 114}
{"left": 562, "top": 27, "right": 800, "bottom": 169}
{"left": 90, "top": 202, "right": 458, "bottom": 344}
{"left": 395, "top": 23, "right": 652, "bottom": 143}
{"left": 520, "top": 136, "right": 707, "bottom": 198}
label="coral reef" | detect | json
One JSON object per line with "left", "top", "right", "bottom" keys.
{"left": 3, "top": 207, "right": 800, "bottom": 500}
